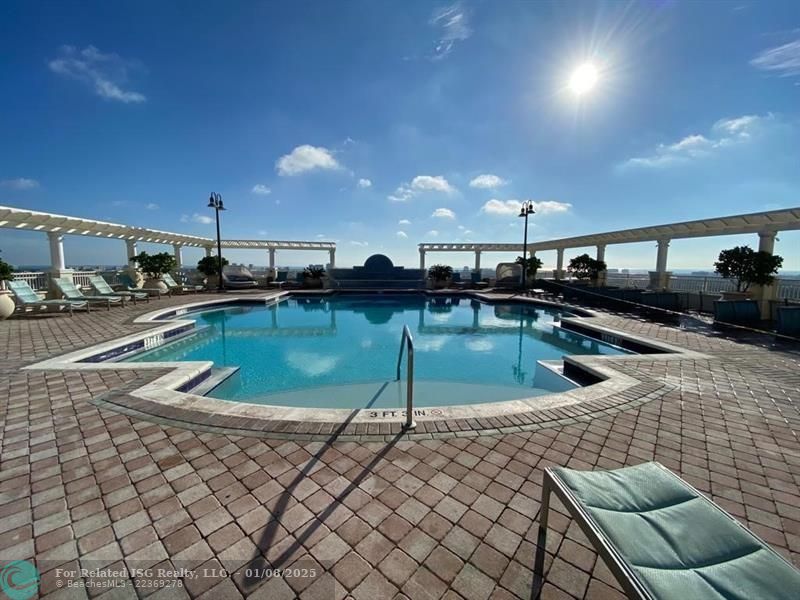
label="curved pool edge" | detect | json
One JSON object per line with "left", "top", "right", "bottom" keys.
{"left": 23, "top": 290, "right": 708, "bottom": 440}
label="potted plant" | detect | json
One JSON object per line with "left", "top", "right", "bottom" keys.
{"left": 567, "top": 253, "right": 606, "bottom": 285}
{"left": 0, "top": 251, "right": 15, "bottom": 320}
{"left": 427, "top": 264, "right": 453, "bottom": 289}
{"left": 130, "top": 251, "right": 177, "bottom": 293}
{"left": 515, "top": 255, "right": 543, "bottom": 287}
{"left": 302, "top": 265, "right": 326, "bottom": 289}
{"left": 714, "top": 246, "right": 783, "bottom": 300}
{"left": 197, "top": 255, "right": 229, "bottom": 289}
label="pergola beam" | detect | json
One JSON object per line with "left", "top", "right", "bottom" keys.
{"left": 0, "top": 205, "right": 336, "bottom": 253}
{"left": 419, "top": 207, "right": 800, "bottom": 254}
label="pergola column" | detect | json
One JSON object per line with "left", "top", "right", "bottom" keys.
{"left": 555, "top": 248, "right": 565, "bottom": 280}
{"left": 594, "top": 244, "right": 607, "bottom": 287}
{"left": 173, "top": 244, "right": 183, "bottom": 270}
{"left": 754, "top": 231, "right": 778, "bottom": 319}
{"left": 474, "top": 250, "right": 481, "bottom": 273}
{"left": 758, "top": 230, "right": 776, "bottom": 254}
{"left": 48, "top": 232, "right": 65, "bottom": 271}
{"left": 648, "top": 238, "right": 672, "bottom": 290}
{"left": 47, "top": 232, "right": 71, "bottom": 298}
{"left": 124, "top": 239, "right": 140, "bottom": 281}
{"left": 329, "top": 249, "right": 335, "bottom": 269}
{"left": 419, "top": 249, "right": 426, "bottom": 270}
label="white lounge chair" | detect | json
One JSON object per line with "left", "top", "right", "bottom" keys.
{"left": 162, "top": 273, "right": 203, "bottom": 294}
{"left": 118, "top": 273, "right": 170, "bottom": 298}
{"left": 53, "top": 277, "right": 123, "bottom": 310}
{"left": 8, "top": 280, "right": 89, "bottom": 315}
{"left": 89, "top": 275, "right": 149, "bottom": 304}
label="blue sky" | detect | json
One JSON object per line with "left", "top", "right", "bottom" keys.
{"left": 1, "top": 0, "right": 799, "bottom": 270}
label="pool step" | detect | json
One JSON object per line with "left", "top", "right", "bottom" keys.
{"left": 218, "top": 379, "right": 556, "bottom": 410}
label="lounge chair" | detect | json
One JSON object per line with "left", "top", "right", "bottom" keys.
{"left": 162, "top": 273, "right": 203, "bottom": 294}
{"left": 89, "top": 275, "right": 149, "bottom": 304}
{"left": 534, "top": 462, "right": 800, "bottom": 599}
{"left": 471, "top": 271, "right": 489, "bottom": 290}
{"left": 269, "top": 271, "right": 288, "bottom": 289}
{"left": 53, "top": 277, "right": 123, "bottom": 310}
{"left": 118, "top": 273, "right": 171, "bottom": 298}
{"left": 7, "top": 280, "right": 89, "bottom": 315}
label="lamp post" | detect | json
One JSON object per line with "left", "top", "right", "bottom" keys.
{"left": 518, "top": 200, "right": 535, "bottom": 289}
{"left": 208, "top": 193, "right": 226, "bottom": 292}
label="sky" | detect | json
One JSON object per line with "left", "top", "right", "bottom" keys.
{"left": 1, "top": 0, "right": 799, "bottom": 271}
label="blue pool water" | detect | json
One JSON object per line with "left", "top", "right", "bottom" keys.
{"left": 127, "top": 295, "right": 626, "bottom": 408}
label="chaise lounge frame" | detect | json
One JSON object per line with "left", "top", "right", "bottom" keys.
{"left": 534, "top": 462, "right": 800, "bottom": 599}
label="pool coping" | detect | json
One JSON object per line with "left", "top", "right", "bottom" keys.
{"left": 23, "top": 290, "right": 709, "bottom": 440}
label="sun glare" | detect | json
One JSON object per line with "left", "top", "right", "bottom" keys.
{"left": 569, "top": 63, "right": 598, "bottom": 95}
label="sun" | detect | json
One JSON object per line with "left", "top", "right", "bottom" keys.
{"left": 569, "top": 63, "right": 598, "bottom": 95}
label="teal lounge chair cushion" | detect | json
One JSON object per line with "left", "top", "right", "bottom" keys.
{"left": 553, "top": 462, "right": 800, "bottom": 599}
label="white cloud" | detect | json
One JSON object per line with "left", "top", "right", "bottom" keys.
{"left": 430, "top": 3, "right": 472, "bottom": 60}
{"left": 481, "top": 199, "right": 572, "bottom": 216}
{"left": 412, "top": 175, "right": 455, "bottom": 194}
{"left": 349, "top": 240, "right": 369, "bottom": 247}
{"left": 469, "top": 174, "right": 508, "bottom": 189}
{"left": 180, "top": 213, "right": 214, "bottom": 225}
{"left": 357, "top": 178, "right": 372, "bottom": 188}
{"left": 398, "top": 219, "right": 411, "bottom": 226}
{"left": 276, "top": 145, "right": 341, "bottom": 176}
{"left": 713, "top": 115, "right": 761, "bottom": 137}
{"left": 0, "top": 177, "right": 39, "bottom": 190}
{"left": 396, "top": 231, "right": 408, "bottom": 239}
{"left": 145, "top": 203, "right": 159, "bottom": 210}
{"left": 751, "top": 39, "right": 800, "bottom": 77}
{"left": 416, "top": 336, "right": 448, "bottom": 352}
{"left": 286, "top": 351, "right": 339, "bottom": 377}
{"left": 432, "top": 208, "right": 456, "bottom": 219}
{"left": 388, "top": 185, "right": 414, "bottom": 203}
{"left": 426, "top": 230, "right": 440, "bottom": 237}
{"left": 48, "top": 45, "right": 146, "bottom": 103}
{"left": 533, "top": 200, "right": 574, "bottom": 215}
{"left": 465, "top": 339, "right": 494, "bottom": 352}
{"left": 621, "top": 114, "right": 772, "bottom": 169}
{"left": 388, "top": 175, "right": 456, "bottom": 202}
{"left": 252, "top": 184, "right": 271, "bottom": 195}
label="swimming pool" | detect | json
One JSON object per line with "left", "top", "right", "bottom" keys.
{"left": 126, "top": 294, "right": 627, "bottom": 408}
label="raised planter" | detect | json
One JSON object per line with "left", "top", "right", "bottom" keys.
{"left": 713, "top": 299, "right": 760, "bottom": 324}
{"left": 144, "top": 278, "right": 169, "bottom": 293}
{"left": 302, "top": 277, "right": 323, "bottom": 289}
{"left": 777, "top": 305, "right": 800, "bottom": 337}
{"left": 720, "top": 290, "right": 752, "bottom": 301}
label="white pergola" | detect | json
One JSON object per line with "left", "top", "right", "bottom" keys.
{"left": 220, "top": 240, "right": 336, "bottom": 268}
{"left": 0, "top": 205, "right": 337, "bottom": 272}
{"left": 419, "top": 207, "right": 800, "bottom": 288}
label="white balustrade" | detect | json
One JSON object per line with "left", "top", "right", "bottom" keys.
{"left": 12, "top": 271, "right": 48, "bottom": 291}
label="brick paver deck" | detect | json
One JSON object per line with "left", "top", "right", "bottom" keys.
{"left": 1, "top": 293, "right": 798, "bottom": 599}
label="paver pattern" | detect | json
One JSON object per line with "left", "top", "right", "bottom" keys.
{"left": 1, "top": 293, "right": 798, "bottom": 600}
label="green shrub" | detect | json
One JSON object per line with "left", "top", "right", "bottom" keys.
{"left": 130, "top": 252, "right": 177, "bottom": 279}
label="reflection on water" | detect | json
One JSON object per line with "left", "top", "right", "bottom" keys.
{"left": 286, "top": 351, "right": 340, "bottom": 377}
{"left": 126, "top": 295, "right": 626, "bottom": 403}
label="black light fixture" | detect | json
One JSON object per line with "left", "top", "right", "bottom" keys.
{"left": 518, "top": 200, "right": 535, "bottom": 289}
{"left": 208, "top": 192, "right": 226, "bottom": 292}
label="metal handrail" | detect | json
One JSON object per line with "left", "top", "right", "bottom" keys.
{"left": 396, "top": 324, "right": 416, "bottom": 430}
